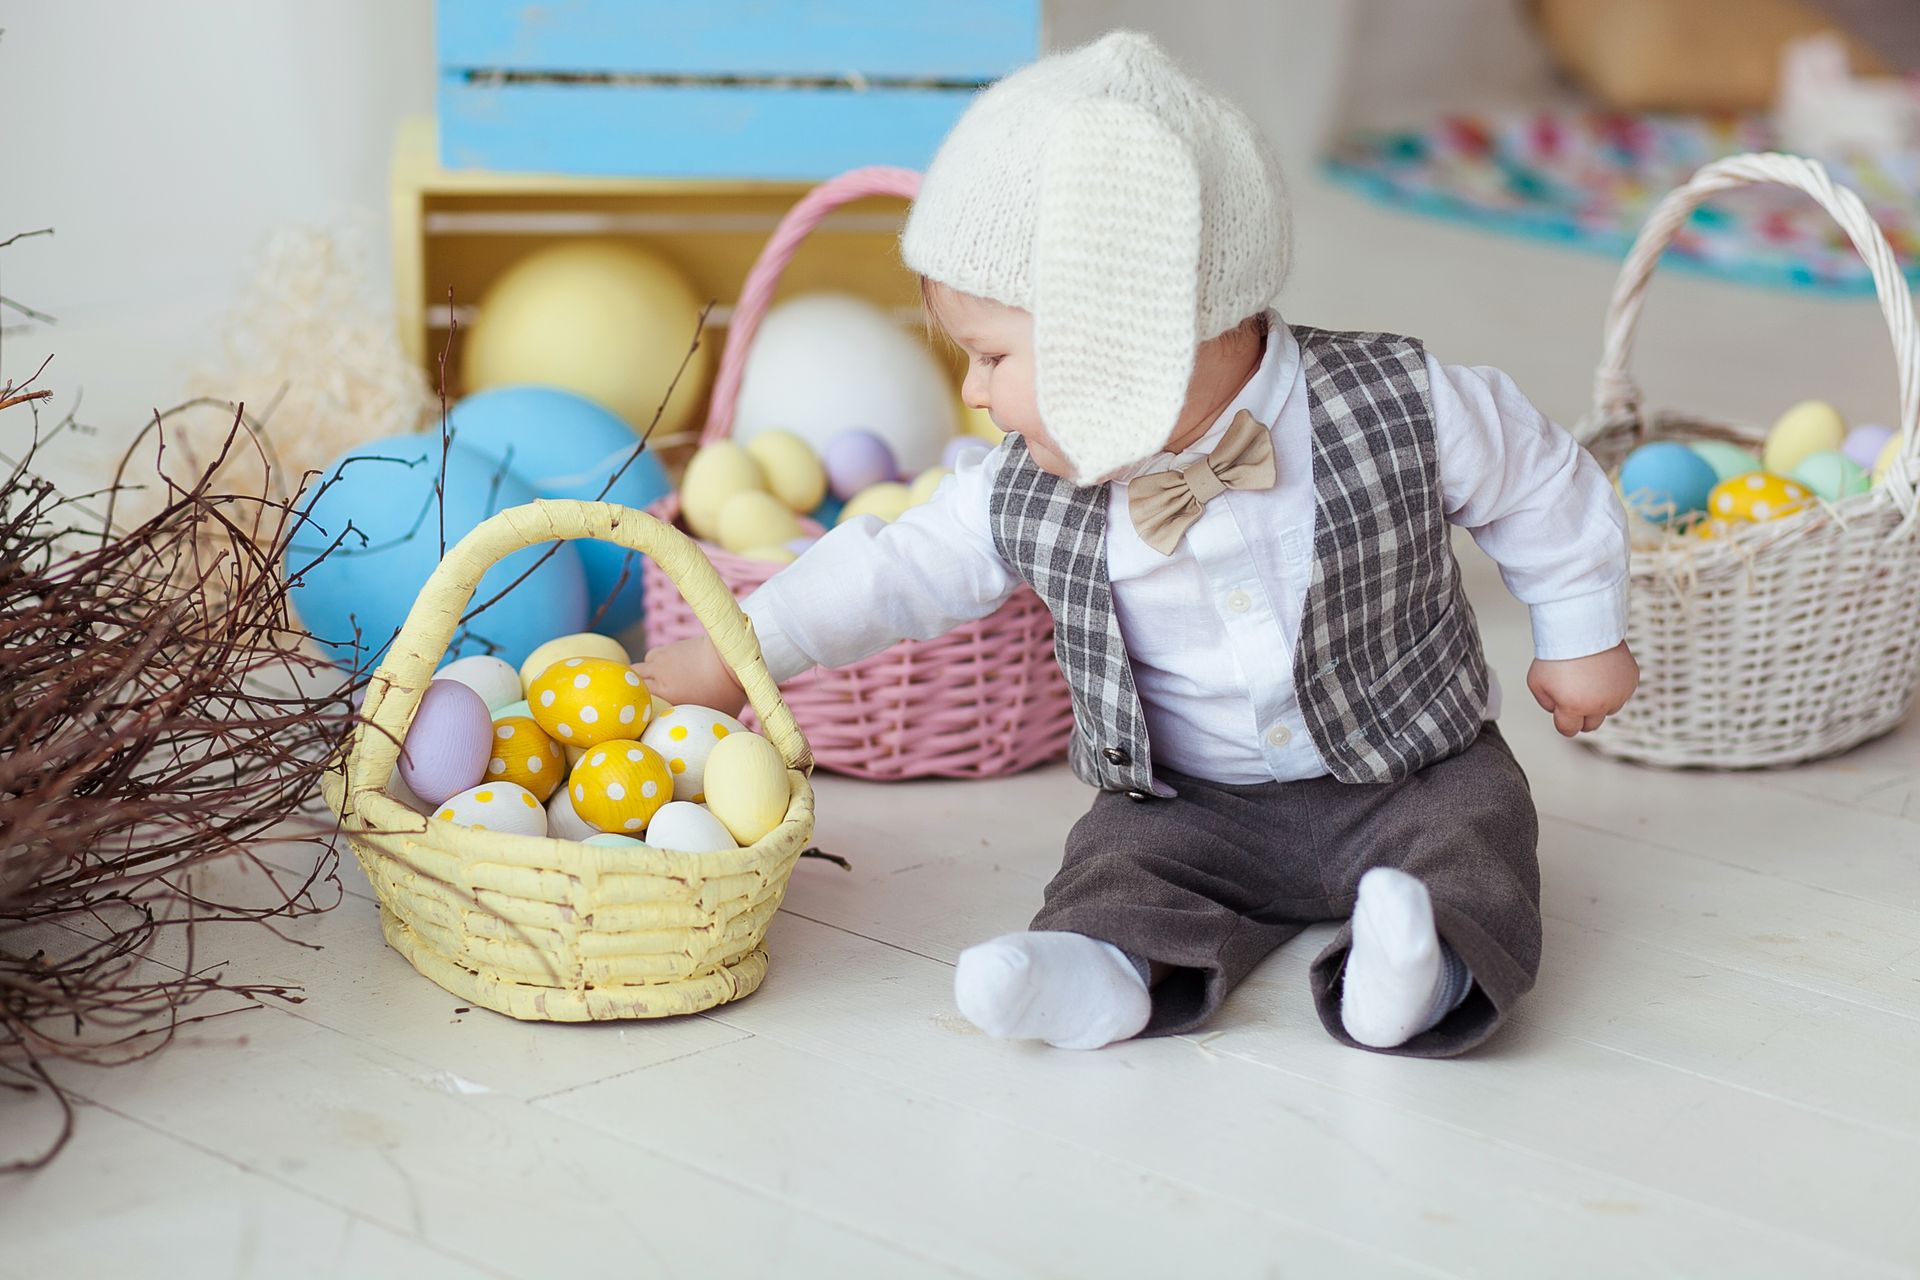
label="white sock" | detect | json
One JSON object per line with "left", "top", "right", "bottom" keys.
{"left": 1339, "top": 867, "right": 1473, "bottom": 1049}
{"left": 953, "top": 931, "right": 1152, "bottom": 1050}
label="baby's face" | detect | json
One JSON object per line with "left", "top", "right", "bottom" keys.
{"left": 925, "top": 283, "right": 1077, "bottom": 478}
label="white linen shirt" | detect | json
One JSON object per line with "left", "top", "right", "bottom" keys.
{"left": 741, "top": 313, "right": 1629, "bottom": 785}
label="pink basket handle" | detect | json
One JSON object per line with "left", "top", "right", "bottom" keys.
{"left": 701, "top": 165, "right": 924, "bottom": 446}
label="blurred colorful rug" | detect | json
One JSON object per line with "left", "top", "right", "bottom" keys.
{"left": 1323, "top": 111, "right": 1920, "bottom": 294}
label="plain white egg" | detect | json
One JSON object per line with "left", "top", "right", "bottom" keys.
{"left": 643, "top": 801, "right": 739, "bottom": 854}
{"left": 434, "top": 654, "right": 525, "bottom": 711}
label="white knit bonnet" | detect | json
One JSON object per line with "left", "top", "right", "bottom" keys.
{"left": 902, "top": 29, "right": 1291, "bottom": 483}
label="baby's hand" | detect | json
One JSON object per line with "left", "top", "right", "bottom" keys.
{"left": 632, "top": 637, "right": 748, "bottom": 718}
{"left": 1527, "top": 641, "right": 1639, "bottom": 738}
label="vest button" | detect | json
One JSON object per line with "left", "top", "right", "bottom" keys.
{"left": 1126, "top": 789, "right": 1151, "bottom": 802}
{"left": 1103, "top": 746, "right": 1130, "bottom": 765}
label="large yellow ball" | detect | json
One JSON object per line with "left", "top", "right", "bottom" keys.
{"left": 463, "top": 240, "right": 713, "bottom": 437}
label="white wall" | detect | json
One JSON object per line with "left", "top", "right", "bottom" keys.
{"left": 2, "top": 0, "right": 1906, "bottom": 496}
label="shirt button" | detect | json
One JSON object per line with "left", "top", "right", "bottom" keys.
{"left": 1226, "top": 590, "right": 1252, "bottom": 614}
{"left": 1267, "top": 724, "right": 1292, "bottom": 747}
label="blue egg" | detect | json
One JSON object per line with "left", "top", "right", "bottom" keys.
{"left": 809, "top": 493, "right": 846, "bottom": 528}
{"left": 443, "top": 385, "right": 671, "bottom": 632}
{"left": 287, "top": 432, "right": 589, "bottom": 672}
{"left": 1618, "top": 442, "right": 1718, "bottom": 524}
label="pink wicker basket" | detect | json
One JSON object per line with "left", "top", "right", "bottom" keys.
{"left": 641, "top": 165, "right": 1075, "bottom": 780}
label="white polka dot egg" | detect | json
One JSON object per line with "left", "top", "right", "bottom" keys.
{"left": 528, "top": 656, "right": 653, "bottom": 747}
{"left": 434, "top": 782, "right": 548, "bottom": 836}
{"left": 569, "top": 739, "right": 674, "bottom": 834}
{"left": 640, "top": 704, "right": 747, "bottom": 803}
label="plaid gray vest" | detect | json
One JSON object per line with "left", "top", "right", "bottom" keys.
{"left": 988, "top": 326, "right": 1489, "bottom": 797}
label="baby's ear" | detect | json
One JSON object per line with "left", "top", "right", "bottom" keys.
{"left": 1033, "top": 99, "right": 1201, "bottom": 484}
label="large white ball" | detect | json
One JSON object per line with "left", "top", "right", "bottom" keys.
{"left": 732, "top": 293, "right": 958, "bottom": 476}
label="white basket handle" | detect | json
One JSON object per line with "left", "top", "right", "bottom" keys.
{"left": 1590, "top": 152, "right": 1920, "bottom": 510}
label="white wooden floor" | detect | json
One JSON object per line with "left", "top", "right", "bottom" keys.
{"left": 4, "top": 534, "right": 1919, "bottom": 1279}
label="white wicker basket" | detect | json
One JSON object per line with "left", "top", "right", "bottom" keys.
{"left": 1577, "top": 153, "right": 1920, "bottom": 769}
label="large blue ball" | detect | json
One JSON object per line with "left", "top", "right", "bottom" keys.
{"left": 1619, "top": 441, "right": 1719, "bottom": 524}
{"left": 443, "top": 385, "right": 671, "bottom": 633}
{"left": 287, "top": 432, "right": 589, "bottom": 672}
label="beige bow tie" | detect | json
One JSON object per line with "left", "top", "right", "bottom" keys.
{"left": 1126, "top": 409, "right": 1277, "bottom": 555}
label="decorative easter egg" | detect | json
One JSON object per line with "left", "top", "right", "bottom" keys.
{"left": 1764, "top": 401, "right": 1847, "bottom": 476}
{"left": 744, "top": 429, "right": 829, "bottom": 514}
{"left": 529, "top": 657, "right": 652, "bottom": 746}
{"left": 492, "top": 698, "right": 531, "bottom": 722}
{"left": 445, "top": 385, "right": 673, "bottom": 631}
{"left": 908, "top": 467, "right": 951, "bottom": 505}
{"left": 821, "top": 429, "right": 900, "bottom": 500}
{"left": 732, "top": 292, "right": 959, "bottom": 475}
{"left": 1842, "top": 423, "right": 1896, "bottom": 470}
{"left": 1686, "top": 440, "right": 1764, "bottom": 483}
{"left": 434, "top": 654, "right": 523, "bottom": 711}
{"left": 398, "top": 679, "right": 493, "bottom": 807}
{"left": 287, "top": 433, "right": 589, "bottom": 670}
{"left": 836, "top": 482, "right": 914, "bottom": 526}
{"left": 463, "top": 240, "right": 713, "bottom": 440}
{"left": 680, "top": 442, "right": 767, "bottom": 542}
{"left": 1873, "top": 433, "right": 1902, "bottom": 483}
{"left": 717, "top": 490, "right": 804, "bottom": 554}
{"left": 434, "top": 782, "right": 548, "bottom": 836}
{"left": 1618, "top": 442, "right": 1718, "bottom": 523}
{"left": 568, "top": 740, "right": 674, "bottom": 833}
{"left": 703, "top": 731, "right": 790, "bottom": 846}
{"left": 810, "top": 493, "right": 846, "bottom": 528}
{"left": 1790, "top": 450, "right": 1870, "bottom": 501}
{"left": 546, "top": 784, "right": 602, "bottom": 841}
{"left": 1708, "top": 472, "right": 1815, "bottom": 523}
{"left": 644, "top": 801, "right": 739, "bottom": 854}
{"left": 783, "top": 536, "right": 819, "bottom": 557}
{"left": 943, "top": 436, "right": 993, "bottom": 471}
{"left": 641, "top": 704, "right": 748, "bottom": 802}
{"left": 517, "top": 632, "right": 632, "bottom": 696}
{"left": 741, "top": 545, "right": 798, "bottom": 564}
{"left": 485, "top": 715, "right": 566, "bottom": 801}
{"left": 650, "top": 694, "right": 674, "bottom": 721}
{"left": 582, "top": 832, "right": 645, "bottom": 848}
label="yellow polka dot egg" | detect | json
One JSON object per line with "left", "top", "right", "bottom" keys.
{"left": 435, "top": 782, "right": 548, "bottom": 836}
{"left": 486, "top": 715, "right": 565, "bottom": 801}
{"left": 1708, "top": 472, "right": 1814, "bottom": 524}
{"left": 569, "top": 740, "right": 674, "bottom": 834}
{"left": 640, "top": 704, "right": 748, "bottom": 803}
{"left": 529, "top": 657, "right": 653, "bottom": 747}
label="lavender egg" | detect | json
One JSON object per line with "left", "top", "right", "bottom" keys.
{"left": 1842, "top": 423, "right": 1896, "bottom": 470}
{"left": 942, "top": 436, "right": 992, "bottom": 471}
{"left": 821, "top": 429, "right": 898, "bottom": 501}
{"left": 783, "top": 535, "right": 819, "bottom": 556}
{"left": 398, "top": 678, "right": 492, "bottom": 806}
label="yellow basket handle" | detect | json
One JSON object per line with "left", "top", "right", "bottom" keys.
{"left": 1585, "top": 152, "right": 1920, "bottom": 516}
{"left": 345, "top": 499, "right": 812, "bottom": 798}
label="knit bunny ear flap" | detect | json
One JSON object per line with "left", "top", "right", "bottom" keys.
{"left": 1033, "top": 97, "right": 1203, "bottom": 485}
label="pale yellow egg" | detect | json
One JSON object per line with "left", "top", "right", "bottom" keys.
{"left": 702, "top": 730, "right": 790, "bottom": 846}
{"left": 1873, "top": 433, "right": 1903, "bottom": 484}
{"left": 650, "top": 693, "right": 674, "bottom": 720}
{"left": 1763, "top": 401, "right": 1847, "bottom": 477}
{"left": 740, "top": 544, "right": 799, "bottom": 564}
{"left": 837, "top": 481, "right": 914, "bottom": 526}
{"left": 959, "top": 401, "right": 1005, "bottom": 444}
{"left": 908, "top": 467, "right": 951, "bottom": 505}
{"left": 517, "top": 632, "right": 631, "bottom": 695}
{"left": 717, "top": 489, "right": 804, "bottom": 554}
{"left": 680, "top": 442, "right": 767, "bottom": 542}
{"left": 528, "top": 656, "right": 653, "bottom": 747}
{"left": 744, "top": 429, "right": 828, "bottom": 513}
{"left": 568, "top": 740, "right": 674, "bottom": 834}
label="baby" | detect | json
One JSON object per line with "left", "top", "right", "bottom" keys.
{"left": 638, "top": 30, "right": 1637, "bottom": 1057}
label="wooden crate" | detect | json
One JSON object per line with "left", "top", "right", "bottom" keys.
{"left": 436, "top": 0, "right": 1042, "bottom": 179}
{"left": 390, "top": 117, "right": 955, "bottom": 451}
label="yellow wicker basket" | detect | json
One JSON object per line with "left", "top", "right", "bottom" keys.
{"left": 322, "top": 499, "right": 815, "bottom": 1021}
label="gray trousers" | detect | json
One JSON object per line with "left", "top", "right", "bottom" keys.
{"left": 1029, "top": 723, "right": 1540, "bottom": 1057}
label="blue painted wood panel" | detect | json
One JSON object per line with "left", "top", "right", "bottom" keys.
{"left": 438, "top": 0, "right": 1040, "bottom": 81}
{"left": 437, "top": 79, "right": 981, "bottom": 177}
